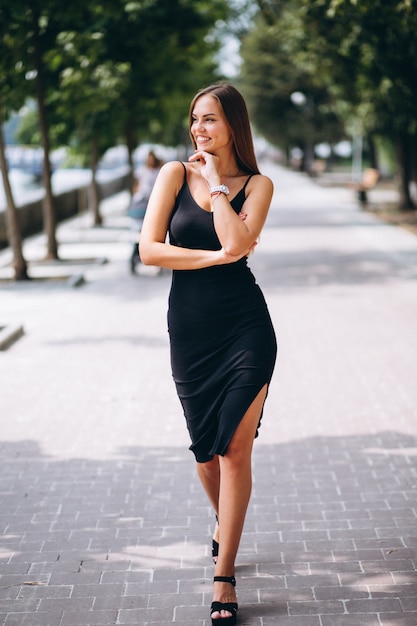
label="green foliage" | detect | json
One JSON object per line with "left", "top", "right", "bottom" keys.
{"left": 14, "top": 108, "right": 41, "bottom": 145}
{"left": 301, "top": 0, "right": 417, "bottom": 136}
{"left": 0, "top": 1, "right": 31, "bottom": 117}
{"left": 239, "top": 0, "right": 417, "bottom": 166}
{"left": 103, "top": 0, "right": 228, "bottom": 147}
{"left": 239, "top": 4, "right": 345, "bottom": 152}
{"left": 1, "top": 0, "right": 230, "bottom": 157}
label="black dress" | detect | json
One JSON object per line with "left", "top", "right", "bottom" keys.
{"left": 168, "top": 164, "right": 277, "bottom": 463}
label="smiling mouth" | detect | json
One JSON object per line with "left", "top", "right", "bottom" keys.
{"left": 196, "top": 136, "right": 211, "bottom": 144}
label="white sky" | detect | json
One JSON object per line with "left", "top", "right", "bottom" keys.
{"left": 218, "top": 34, "right": 242, "bottom": 77}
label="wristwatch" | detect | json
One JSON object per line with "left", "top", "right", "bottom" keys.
{"left": 210, "top": 184, "right": 230, "bottom": 196}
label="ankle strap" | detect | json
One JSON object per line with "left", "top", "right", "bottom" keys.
{"left": 213, "top": 575, "right": 236, "bottom": 586}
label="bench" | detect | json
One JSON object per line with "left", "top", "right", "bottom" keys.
{"left": 311, "top": 159, "right": 327, "bottom": 177}
{"left": 353, "top": 168, "right": 380, "bottom": 204}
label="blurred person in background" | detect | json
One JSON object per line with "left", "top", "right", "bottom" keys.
{"left": 128, "top": 150, "right": 163, "bottom": 272}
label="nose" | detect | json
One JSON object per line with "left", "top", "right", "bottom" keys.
{"left": 193, "top": 118, "right": 205, "bottom": 132}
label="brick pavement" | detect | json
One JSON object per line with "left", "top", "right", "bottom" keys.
{"left": 1, "top": 164, "right": 417, "bottom": 625}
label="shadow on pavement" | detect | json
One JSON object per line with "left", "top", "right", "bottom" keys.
{"left": 251, "top": 249, "right": 417, "bottom": 290}
{"left": 1, "top": 431, "right": 417, "bottom": 624}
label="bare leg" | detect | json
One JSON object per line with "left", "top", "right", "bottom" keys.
{"left": 196, "top": 458, "right": 221, "bottom": 551}
{"left": 196, "top": 456, "right": 220, "bottom": 516}
{"left": 211, "top": 384, "right": 268, "bottom": 620}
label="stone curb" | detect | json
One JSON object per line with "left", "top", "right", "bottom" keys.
{"left": 0, "top": 322, "right": 24, "bottom": 350}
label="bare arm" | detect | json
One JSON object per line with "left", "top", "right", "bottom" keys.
{"left": 189, "top": 151, "right": 274, "bottom": 257}
{"left": 139, "top": 162, "right": 254, "bottom": 270}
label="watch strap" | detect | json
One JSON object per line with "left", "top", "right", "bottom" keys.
{"left": 210, "top": 184, "right": 230, "bottom": 196}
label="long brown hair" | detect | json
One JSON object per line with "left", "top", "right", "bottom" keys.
{"left": 188, "top": 83, "right": 260, "bottom": 175}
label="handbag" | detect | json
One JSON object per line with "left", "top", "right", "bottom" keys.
{"left": 127, "top": 198, "right": 148, "bottom": 219}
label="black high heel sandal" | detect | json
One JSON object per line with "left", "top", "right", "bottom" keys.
{"left": 211, "top": 575, "right": 238, "bottom": 625}
{"left": 212, "top": 539, "right": 219, "bottom": 563}
{"left": 212, "top": 515, "right": 219, "bottom": 564}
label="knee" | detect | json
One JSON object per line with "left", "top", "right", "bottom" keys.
{"left": 198, "top": 457, "right": 220, "bottom": 478}
{"left": 225, "top": 421, "right": 257, "bottom": 465}
{"left": 223, "top": 439, "right": 252, "bottom": 470}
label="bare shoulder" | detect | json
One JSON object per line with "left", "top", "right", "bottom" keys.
{"left": 247, "top": 173, "right": 274, "bottom": 200}
{"left": 153, "top": 160, "right": 186, "bottom": 196}
{"left": 252, "top": 173, "right": 273, "bottom": 190}
{"left": 159, "top": 160, "right": 186, "bottom": 180}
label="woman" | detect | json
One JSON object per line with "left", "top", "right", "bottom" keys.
{"left": 128, "top": 150, "right": 163, "bottom": 272}
{"left": 140, "top": 83, "right": 277, "bottom": 624}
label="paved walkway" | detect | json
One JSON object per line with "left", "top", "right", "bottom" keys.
{"left": 1, "top": 163, "right": 417, "bottom": 625}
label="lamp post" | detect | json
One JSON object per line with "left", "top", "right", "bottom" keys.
{"left": 351, "top": 133, "right": 363, "bottom": 185}
{"left": 290, "top": 91, "right": 315, "bottom": 174}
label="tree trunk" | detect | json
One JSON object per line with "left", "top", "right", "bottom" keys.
{"left": 300, "top": 139, "right": 314, "bottom": 174}
{"left": 410, "top": 136, "right": 417, "bottom": 208}
{"left": 410, "top": 133, "right": 417, "bottom": 184}
{"left": 367, "top": 134, "right": 378, "bottom": 170}
{"left": 396, "top": 133, "right": 416, "bottom": 210}
{"left": 90, "top": 134, "right": 102, "bottom": 226}
{"left": 125, "top": 124, "right": 136, "bottom": 198}
{"left": 31, "top": 7, "right": 58, "bottom": 259}
{"left": 0, "top": 105, "right": 29, "bottom": 281}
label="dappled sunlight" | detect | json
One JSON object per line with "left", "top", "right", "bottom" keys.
{"left": 2, "top": 430, "right": 417, "bottom": 622}
{"left": 363, "top": 447, "right": 417, "bottom": 457}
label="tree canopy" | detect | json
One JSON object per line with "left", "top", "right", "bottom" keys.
{"left": 239, "top": 0, "right": 417, "bottom": 205}
{"left": 0, "top": 0, "right": 231, "bottom": 273}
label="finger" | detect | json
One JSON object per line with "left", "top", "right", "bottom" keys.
{"left": 188, "top": 152, "right": 204, "bottom": 163}
{"left": 189, "top": 150, "right": 211, "bottom": 162}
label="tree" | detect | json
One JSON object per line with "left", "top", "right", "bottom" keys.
{"left": 239, "top": 5, "right": 345, "bottom": 171}
{"left": 0, "top": 103, "right": 29, "bottom": 280}
{"left": 47, "top": 0, "right": 229, "bottom": 223}
{"left": 1, "top": 0, "right": 233, "bottom": 266}
{"left": 300, "top": 0, "right": 417, "bottom": 208}
{"left": 0, "top": 1, "right": 29, "bottom": 280}
{"left": 105, "top": 0, "right": 229, "bottom": 185}
{"left": 51, "top": 21, "right": 130, "bottom": 225}
{"left": 30, "top": 3, "right": 60, "bottom": 256}
{"left": 239, "top": 0, "right": 417, "bottom": 205}
{"left": 1, "top": 0, "right": 78, "bottom": 260}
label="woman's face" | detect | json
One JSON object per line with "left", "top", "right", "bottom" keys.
{"left": 190, "top": 94, "right": 233, "bottom": 153}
